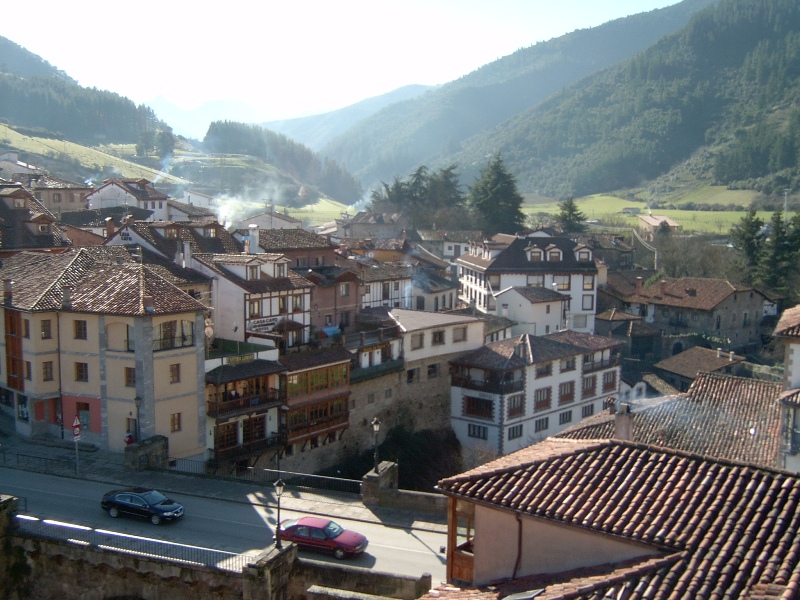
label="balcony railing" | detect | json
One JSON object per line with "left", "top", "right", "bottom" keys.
{"left": 207, "top": 390, "right": 283, "bottom": 418}
{"left": 210, "top": 433, "right": 284, "bottom": 463}
{"left": 582, "top": 356, "right": 620, "bottom": 374}
{"left": 287, "top": 412, "right": 349, "bottom": 441}
{"left": 451, "top": 375, "right": 524, "bottom": 395}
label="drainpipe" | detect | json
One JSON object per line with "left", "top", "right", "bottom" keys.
{"left": 513, "top": 512, "right": 523, "bottom": 579}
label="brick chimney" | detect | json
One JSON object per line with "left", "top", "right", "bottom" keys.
{"left": 614, "top": 402, "right": 633, "bottom": 441}
{"left": 660, "top": 280, "right": 667, "bottom": 296}
{"left": 635, "top": 277, "right": 643, "bottom": 294}
{"left": 105, "top": 217, "right": 115, "bottom": 238}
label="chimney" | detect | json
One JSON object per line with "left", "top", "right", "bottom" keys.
{"left": 635, "top": 277, "right": 643, "bottom": 294}
{"left": 105, "top": 217, "right": 115, "bottom": 238}
{"left": 717, "top": 348, "right": 721, "bottom": 358}
{"left": 729, "top": 351, "right": 734, "bottom": 361}
{"left": 501, "top": 303, "right": 508, "bottom": 318}
{"left": 660, "top": 280, "right": 667, "bottom": 295}
{"left": 182, "top": 241, "right": 192, "bottom": 268}
{"left": 61, "top": 286, "right": 72, "bottom": 309}
{"left": 3, "top": 279, "right": 12, "bottom": 306}
{"left": 614, "top": 402, "right": 633, "bottom": 441}
{"left": 248, "top": 224, "right": 259, "bottom": 254}
{"left": 143, "top": 295, "right": 155, "bottom": 314}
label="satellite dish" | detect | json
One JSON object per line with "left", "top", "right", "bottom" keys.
{"left": 204, "top": 326, "right": 214, "bottom": 338}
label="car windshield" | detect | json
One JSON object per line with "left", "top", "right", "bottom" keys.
{"left": 141, "top": 490, "right": 168, "bottom": 505}
{"left": 323, "top": 521, "right": 344, "bottom": 538}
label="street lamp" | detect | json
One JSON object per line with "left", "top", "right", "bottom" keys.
{"left": 274, "top": 479, "right": 284, "bottom": 549}
{"left": 371, "top": 417, "right": 381, "bottom": 474}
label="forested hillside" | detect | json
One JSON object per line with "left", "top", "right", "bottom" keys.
{"left": 204, "top": 121, "right": 363, "bottom": 205}
{"left": 452, "top": 0, "right": 800, "bottom": 198}
{"left": 321, "top": 0, "right": 715, "bottom": 190}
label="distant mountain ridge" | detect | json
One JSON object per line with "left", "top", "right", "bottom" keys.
{"left": 261, "top": 85, "right": 435, "bottom": 152}
{"left": 320, "top": 0, "right": 717, "bottom": 192}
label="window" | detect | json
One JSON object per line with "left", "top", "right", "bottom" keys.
{"left": 410, "top": 333, "right": 424, "bottom": 350}
{"left": 464, "top": 396, "right": 493, "bottom": 419}
{"left": 17, "top": 395, "right": 29, "bottom": 422}
{"left": 432, "top": 331, "right": 445, "bottom": 345}
{"left": 582, "top": 404, "right": 594, "bottom": 418}
{"left": 603, "top": 371, "right": 617, "bottom": 391}
{"left": 365, "top": 285, "right": 371, "bottom": 294}
{"left": 527, "top": 274, "right": 544, "bottom": 287}
{"left": 548, "top": 250, "right": 562, "bottom": 261}
{"left": 249, "top": 300, "right": 261, "bottom": 317}
{"left": 292, "top": 295, "right": 303, "bottom": 312}
{"left": 427, "top": 363, "right": 440, "bottom": 379}
{"left": 43, "top": 361, "right": 53, "bottom": 382}
{"left": 560, "top": 357, "right": 576, "bottom": 372}
{"left": 367, "top": 393, "right": 375, "bottom": 404}
{"left": 573, "top": 314, "right": 588, "bottom": 328}
{"left": 204, "top": 227, "right": 217, "bottom": 238}
{"left": 743, "top": 312, "right": 749, "bottom": 326}
{"left": 559, "top": 410, "right": 573, "bottom": 425}
{"left": 529, "top": 250, "right": 543, "bottom": 261}
{"left": 74, "top": 320, "right": 87, "bottom": 340}
{"left": 394, "top": 282, "right": 400, "bottom": 291}
{"left": 53, "top": 192, "right": 62, "bottom": 203}
{"left": 125, "top": 367, "right": 136, "bottom": 387}
{"left": 553, "top": 275, "right": 569, "bottom": 291}
{"left": 508, "top": 394, "right": 525, "bottom": 418}
{"left": 534, "top": 387, "right": 552, "bottom": 411}
{"left": 23, "top": 320, "right": 30, "bottom": 338}
{"left": 170, "top": 363, "right": 181, "bottom": 384}
{"left": 583, "top": 275, "right": 595, "bottom": 290}
{"left": 248, "top": 265, "right": 260, "bottom": 280}
{"left": 582, "top": 295, "right": 594, "bottom": 311}
{"left": 41, "top": 319, "right": 52, "bottom": 339}
{"left": 340, "top": 282, "right": 350, "bottom": 297}
{"left": 534, "top": 417, "right": 549, "bottom": 432}
{"left": 24, "top": 361, "right": 31, "bottom": 380}
{"left": 559, "top": 381, "right": 575, "bottom": 404}
{"left": 341, "top": 311, "right": 351, "bottom": 328}
{"left": 75, "top": 362, "right": 88, "bottom": 382}
{"left": 508, "top": 424, "right": 523, "bottom": 440}
{"left": 385, "top": 388, "right": 393, "bottom": 399}
{"left": 407, "top": 367, "right": 420, "bottom": 384}
{"left": 296, "top": 257, "right": 307, "bottom": 268}
{"left": 535, "top": 362, "right": 552, "bottom": 378}
{"left": 279, "top": 296, "right": 288, "bottom": 313}
{"left": 578, "top": 250, "right": 591, "bottom": 261}
{"left": 468, "top": 424, "right": 488, "bottom": 440}
{"left": 171, "top": 413, "right": 182, "bottom": 432}
{"left": 582, "top": 375, "right": 596, "bottom": 398}
{"left": 453, "top": 327, "right": 467, "bottom": 342}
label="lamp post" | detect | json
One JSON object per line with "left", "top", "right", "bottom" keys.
{"left": 371, "top": 417, "right": 381, "bottom": 474}
{"left": 274, "top": 479, "right": 284, "bottom": 549}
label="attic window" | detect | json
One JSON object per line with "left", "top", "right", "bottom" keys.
{"left": 38, "top": 224, "right": 49, "bottom": 233}
{"left": 248, "top": 265, "right": 260, "bottom": 280}
{"left": 578, "top": 250, "right": 590, "bottom": 261}
{"left": 204, "top": 227, "right": 216, "bottom": 238}
{"left": 529, "top": 250, "right": 543, "bottom": 261}
{"left": 547, "top": 250, "right": 562, "bottom": 261}
{"left": 165, "top": 227, "right": 179, "bottom": 239}
{"left": 14, "top": 198, "right": 25, "bottom": 208}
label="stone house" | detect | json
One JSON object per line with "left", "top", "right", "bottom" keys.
{"left": 652, "top": 345, "right": 746, "bottom": 392}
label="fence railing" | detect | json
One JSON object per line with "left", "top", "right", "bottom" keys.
{"left": 164, "top": 458, "right": 362, "bottom": 495}
{"left": 14, "top": 515, "right": 259, "bottom": 572}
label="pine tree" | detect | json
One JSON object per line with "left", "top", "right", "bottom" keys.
{"left": 729, "top": 208, "right": 765, "bottom": 281}
{"left": 555, "top": 197, "right": 587, "bottom": 233}
{"left": 469, "top": 154, "right": 526, "bottom": 235}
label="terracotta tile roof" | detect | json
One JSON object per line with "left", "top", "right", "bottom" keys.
{"left": 126, "top": 221, "right": 241, "bottom": 257}
{"left": 0, "top": 184, "right": 67, "bottom": 249}
{"left": 450, "top": 334, "right": 580, "bottom": 370}
{"left": 278, "top": 346, "right": 354, "bottom": 372}
{"left": 101, "top": 178, "right": 168, "bottom": 202}
{"left": 653, "top": 346, "right": 746, "bottom": 379}
{"left": 595, "top": 308, "right": 641, "bottom": 322}
{"left": 254, "top": 228, "right": 336, "bottom": 251}
{"left": 166, "top": 199, "right": 216, "bottom": 219}
{"left": 358, "top": 262, "right": 412, "bottom": 283}
{"left": 774, "top": 305, "right": 800, "bottom": 339}
{"left": 624, "top": 276, "right": 753, "bottom": 310}
{"left": 437, "top": 436, "right": 800, "bottom": 599}
{"left": 556, "top": 372, "right": 783, "bottom": 467}
{"left": 0, "top": 248, "right": 205, "bottom": 315}
{"left": 600, "top": 270, "right": 659, "bottom": 300}
{"left": 415, "top": 230, "right": 483, "bottom": 243}
{"left": 543, "top": 330, "right": 625, "bottom": 352}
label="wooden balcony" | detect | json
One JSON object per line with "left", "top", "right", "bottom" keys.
{"left": 451, "top": 375, "right": 524, "bottom": 395}
{"left": 582, "top": 356, "right": 620, "bottom": 374}
{"left": 210, "top": 433, "right": 284, "bottom": 463}
{"left": 207, "top": 390, "right": 283, "bottom": 419}
{"left": 287, "top": 412, "right": 349, "bottom": 443}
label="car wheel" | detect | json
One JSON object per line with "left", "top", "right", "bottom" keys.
{"left": 108, "top": 507, "right": 119, "bottom": 518}
{"left": 334, "top": 548, "right": 346, "bottom": 560}
{"left": 150, "top": 514, "right": 162, "bottom": 525}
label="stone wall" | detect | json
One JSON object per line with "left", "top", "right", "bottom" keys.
{"left": 124, "top": 434, "right": 169, "bottom": 471}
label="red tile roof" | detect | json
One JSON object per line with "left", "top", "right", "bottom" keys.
{"left": 437, "top": 437, "right": 800, "bottom": 598}
{"left": 653, "top": 346, "right": 746, "bottom": 379}
{"left": 774, "top": 305, "right": 800, "bottom": 339}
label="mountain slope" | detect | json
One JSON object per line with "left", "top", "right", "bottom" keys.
{"left": 450, "top": 0, "right": 800, "bottom": 197}
{"left": 262, "top": 84, "right": 435, "bottom": 152}
{"left": 321, "top": 0, "right": 715, "bottom": 190}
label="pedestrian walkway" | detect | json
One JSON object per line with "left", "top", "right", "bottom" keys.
{"left": 0, "top": 411, "right": 447, "bottom": 534}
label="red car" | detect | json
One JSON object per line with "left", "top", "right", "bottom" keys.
{"left": 278, "top": 516, "right": 368, "bottom": 559}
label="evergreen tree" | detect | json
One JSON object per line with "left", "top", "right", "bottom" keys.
{"left": 555, "top": 197, "right": 587, "bottom": 233}
{"left": 756, "top": 209, "right": 794, "bottom": 293}
{"left": 729, "top": 208, "right": 765, "bottom": 280}
{"left": 469, "top": 155, "right": 526, "bottom": 235}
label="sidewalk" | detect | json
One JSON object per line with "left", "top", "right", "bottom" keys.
{"left": 0, "top": 411, "right": 447, "bottom": 534}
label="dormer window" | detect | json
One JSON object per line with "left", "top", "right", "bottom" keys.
{"left": 14, "top": 198, "right": 25, "bottom": 208}
{"left": 529, "top": 249, "right": 543, "bottom": 261}
{"left": 248, "top": 265, "right": 260, "bottom": 280}
{"left": 164, "top": 227, "right": 179, "bottom": 239}
{"left": 578, "top": 250, "right": 591, "bottom": 261}
{"left": 204, "top": 227, "right": 216, "bottom": 238}
{"left": 276, "top": 264, "right": 286, "bottom": 277}
{"left": 547, "top": 249, "right": 562, "bottom": 261}
{"left": 38, "top": 224, "right": 49, "bottom": 233}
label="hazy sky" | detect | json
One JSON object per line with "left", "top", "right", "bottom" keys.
{"left": 1, "top": 0, "right": 680, "bottom": 121}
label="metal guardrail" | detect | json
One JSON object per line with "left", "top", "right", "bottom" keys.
{"left": 14, "top": 515, "right": 259, "bottom": 572}
{"left": 165, "top": 458, "right": 362, "bottom": 495}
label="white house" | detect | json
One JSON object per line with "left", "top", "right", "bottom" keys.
{"left": 493, "top": 286, "right": 566, "bottom": 336}
{"left": 233, "top": 210, "right": 302, "bottom": 231}
{"left": 85, "top": 178, "right": 169, "bottom": 212}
